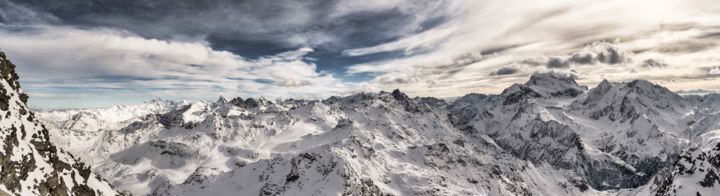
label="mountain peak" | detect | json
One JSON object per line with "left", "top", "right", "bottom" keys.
{"left": 626, "top": 79, "right": 657, "bottom": 90}
{"left": 619, "top": 79, "right": 683, "bottom": 102}
{"left": 525, "top": 72, "right": 577, "bottom": 84}
{"left": 527, "top": 72, "right": 583, "bottom": 90}
{"left": 597, "top": 79, "right": 612, "bottom": 89}
{"left": 502, "top": 72, "right": 586, "bottom": 102}
{"left": 216, "top": 95, "right": 228, "bottom": 104}
{"left": 229, "top": 97, "right": 244, "bottom": 105}
{"left": 572, "top": 78, "right": 689, "bottom": 123}
{"left": 391, "top": 89, "right": 410, "bottom": 102}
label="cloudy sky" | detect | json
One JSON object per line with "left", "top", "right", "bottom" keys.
{"left": 1, "top": 0, "right": 719, "bottom": 108}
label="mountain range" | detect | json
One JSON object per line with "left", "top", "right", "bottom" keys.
{"left": 1, "top": 49, "right": 720, "bottom": 195}
{"left": 34, "top": 72, "right": 720, "bottom": 195}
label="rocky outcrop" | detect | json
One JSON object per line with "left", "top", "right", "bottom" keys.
{"left": 0, "top": 51, "right": 118, "bottom": 195}
{"left": 656, "top": 130, "right": 720, "bottom": 195}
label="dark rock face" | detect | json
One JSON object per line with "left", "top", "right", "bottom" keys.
{"left": 150, "top": 140, "right": 195, "bottom": 158}
{"left": 229, "top": 97, "right": 245, "bottom": 107}
{"left": 0, "top": 52, "right": 23, "bottom": 111}
{"left": 389, "top": 89, "right": 444, "bottom": 113}
{"left": 155, "top": 105, "right": 196, "bottom": 129}
{"left": 0, "top": 51, "right": 117, "bottom": 195}
{"left": 334, "top": 119, "right": 353, "bottom": 129}
{"left": 391, "top": 89, "right": 409, "bottom": 102}
{"left": 244, "top": 98, "right": 260, "bottom": 108}
{"left": 0, "top": 53, "right": 23, "bottom": 95}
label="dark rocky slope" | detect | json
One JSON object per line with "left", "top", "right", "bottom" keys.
{"left": 0, "top": 51, "right": 118, "bottom": 195}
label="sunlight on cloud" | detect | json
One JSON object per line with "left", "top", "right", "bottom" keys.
{"left": 347, "top": 0, "right": 720, "bottom": 97}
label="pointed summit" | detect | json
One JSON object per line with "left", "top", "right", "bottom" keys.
{"left": 229, "top": 97, "right": 244, "bottom": 106}
{"left": 580, "top": 79, "right": 613, "bottom": 106}
{"left": 626, "top": 79, "right": 660, "bottom": 91}
{"left": 597, "top": 79, "right": 612, "bottom": 89}
{"left": 391, "top": 89, "right": 410, "bottom": 102}
{"left": 216, "top": 95, "right": 228, "bottom": 104}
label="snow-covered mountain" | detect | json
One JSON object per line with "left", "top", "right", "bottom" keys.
{"left": 34, "top": 72, "right": 720, "bottom": 196}
{"left": 0, "top": 51, "right": 118, "bottom": 195}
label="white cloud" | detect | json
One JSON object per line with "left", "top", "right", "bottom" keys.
{"left": 344, "top": 0, "right": 720, "bottom": 96}
{"left": 342, "top": 25, "right": 458, "bottom": 56}
{"left": 4, "top": 0, "right": 720, "bottom": 108}
{"left": 711, "top": 66, "right": 720, "bottom": 75}
{"left": 0, "top": 25, "right": 356, "bottom": 107}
